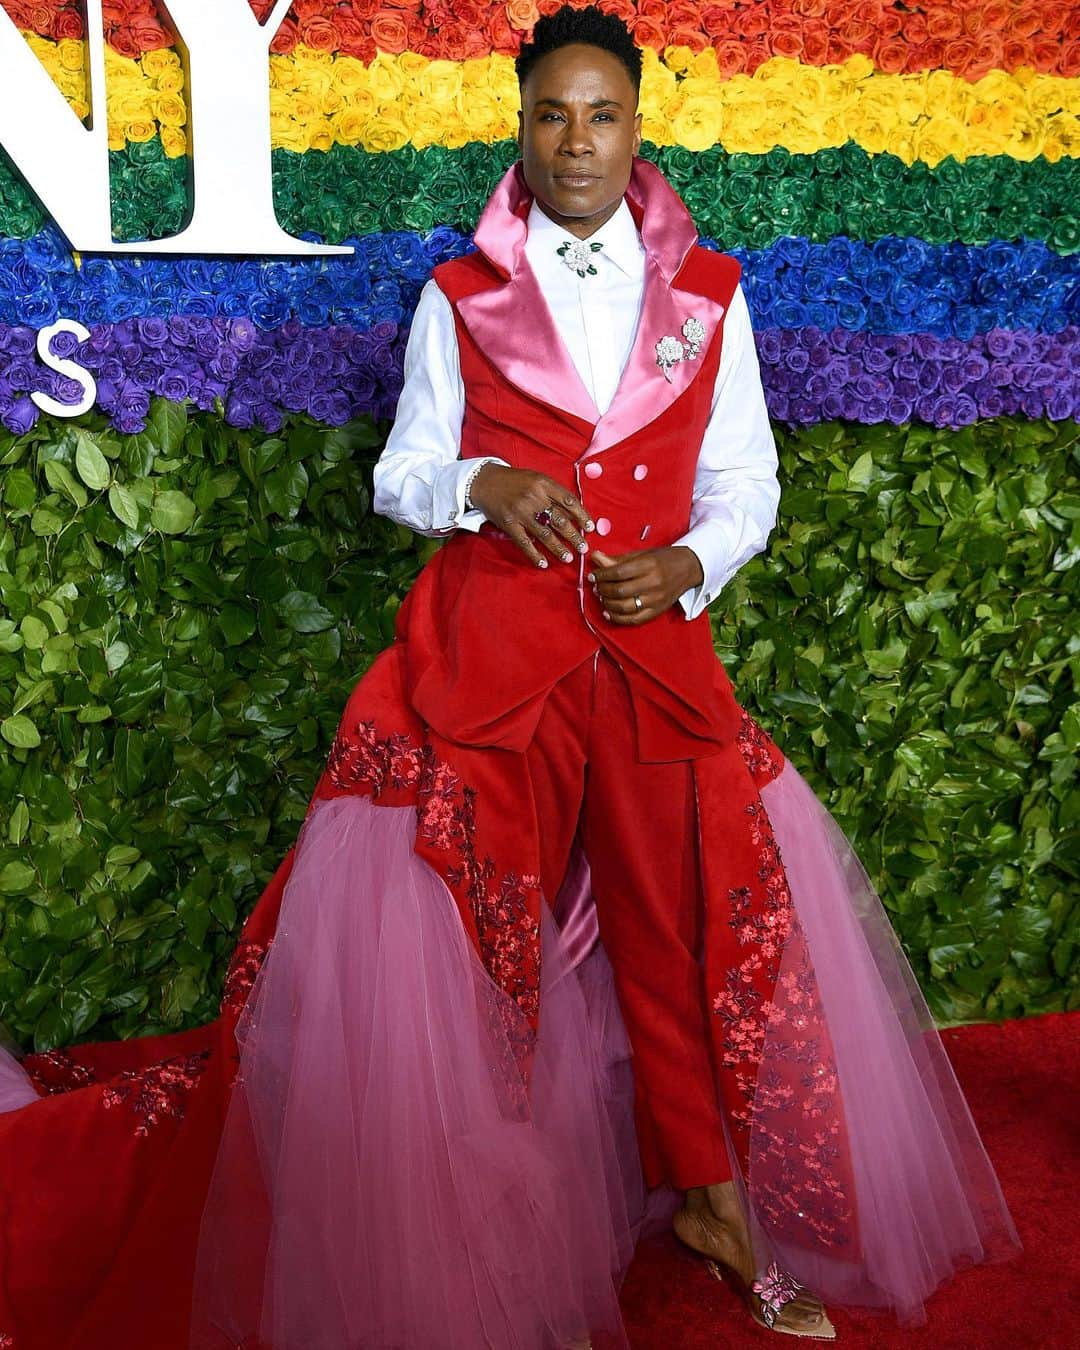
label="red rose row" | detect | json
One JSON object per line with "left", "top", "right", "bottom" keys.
{"left": 3, "top": 0, "right": 1078, "bottom": 80}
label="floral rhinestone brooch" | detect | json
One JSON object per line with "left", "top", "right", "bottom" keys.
{"left": 557, "top": 238, "right": 603, "bottom": 278}
{"left": 655, "top": 315, "right": 710, "bottom": 382}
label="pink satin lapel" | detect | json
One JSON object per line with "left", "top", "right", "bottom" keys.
{"left": 581, "top": 261, "right": 727, "bottom": 461}
{"left": 457, "top": 263, "right": 599, "bottom": 428}
{"left": 456, "top": 160, "right": 597, "bottom": 428}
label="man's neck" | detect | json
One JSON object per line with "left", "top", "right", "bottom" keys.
{"left": 533, "top": 196, "right": 623, "bottom": 240}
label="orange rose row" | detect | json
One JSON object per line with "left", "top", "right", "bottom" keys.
{"left": 2, "top": 0, "right": 1077, "bottom": 81}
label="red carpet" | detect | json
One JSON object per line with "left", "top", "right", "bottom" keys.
{"left": 618, "top": 1009, "right": 1080, "bottom": 1349}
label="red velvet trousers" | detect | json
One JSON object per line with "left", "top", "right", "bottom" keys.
{"left": 527, "top": 645, "right": 730, "bottom": 1190}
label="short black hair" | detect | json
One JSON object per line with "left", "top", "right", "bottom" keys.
{"left": 515, "top": 4, "right": 642, "bottom": 99}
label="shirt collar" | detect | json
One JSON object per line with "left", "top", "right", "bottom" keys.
{"left": 525, "top": 195, "right": 644, "bottom": 280}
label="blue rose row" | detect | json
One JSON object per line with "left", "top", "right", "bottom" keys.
{"left": 0, "top": 317, "right": 1074, "bottom": 438}
{"left": 1, "top": 227, "right": 1076, "bottom": 339}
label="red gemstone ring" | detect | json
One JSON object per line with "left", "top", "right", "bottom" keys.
{"left": 534, "top": 508, "right": 553, "bottom": 527}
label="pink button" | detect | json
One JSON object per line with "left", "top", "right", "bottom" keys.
{"left": 633, "top": 463, "right": 648, "bottom": 480}
{"left": 595, "top": 517, "right": 611, "bottom": 536}
{"left": 584, "top": 462, "right": 603, "bottom": 478}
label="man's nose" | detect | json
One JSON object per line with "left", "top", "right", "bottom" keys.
{"left": 558, "top": 123, "right": 594, "bottom": 156}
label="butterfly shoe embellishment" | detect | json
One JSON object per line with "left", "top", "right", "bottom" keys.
{"left": 557, "top": 238, "right": 603, "bottom": 278}
{"left": 655, "top": 315, "right": 712, "bottom": 382}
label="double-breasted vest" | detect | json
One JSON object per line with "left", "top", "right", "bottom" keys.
{"left": 393, "top": 156, "right": 745, "bottom": 763}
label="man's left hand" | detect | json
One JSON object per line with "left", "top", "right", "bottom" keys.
{"left": 587, "top": 546, "right": 703, "bottom": 625}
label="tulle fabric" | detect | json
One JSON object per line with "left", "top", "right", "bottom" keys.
{"left": 189, "top": 793, "right": 660, "bottom": 1350}
{"left": 0, "top": 1025, "right": 38, "bottom": 1113}
{"left": 741, "top": 757, "right": 1022, "bottom": 1325}
{"left": 0, "top": 748, "right": 1021, "bottom": 1344}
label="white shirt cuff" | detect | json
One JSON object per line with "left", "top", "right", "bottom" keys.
{"left": 430, "top": 457, "right": 509, "bottom": 534}
{"left": 673, "top": 521, "right": 734, "bottom": 621}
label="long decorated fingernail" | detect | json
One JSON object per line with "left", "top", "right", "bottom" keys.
{"left": 586, "top": 571, "right": 595, "bottom": 582}
{"left": 537, "top": 558, "right": 548, "bottom": 568}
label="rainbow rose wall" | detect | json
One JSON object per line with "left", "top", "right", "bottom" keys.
{"left": 0, "top": 0, "right": 1075, "bottom": 1068}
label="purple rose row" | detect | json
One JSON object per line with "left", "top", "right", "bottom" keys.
{"left": 0, "top": 317, "right": 1076, "bottom": 437}
{"left": 0, "top": 317, "right": 407, "bottom": 436}
{"left": 758, "top": 324, "right": 1079, "bottom": 427}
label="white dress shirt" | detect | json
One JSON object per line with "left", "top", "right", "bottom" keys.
{"left": 373, "top": 194, "right": 780, "bottom": 620}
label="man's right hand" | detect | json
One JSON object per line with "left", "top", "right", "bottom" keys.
{"left": 468, "top": 464, "right": 595, "bottom": 568}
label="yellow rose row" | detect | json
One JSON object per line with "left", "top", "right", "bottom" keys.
{"left": 24, "top": 32, "right": 1080, "bottom": 167}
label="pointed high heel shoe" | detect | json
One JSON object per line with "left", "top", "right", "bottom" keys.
{"left": 673, "top": 1204, "right": 837, "bottom": 1340}
{"left": 703, "top": 1255, "right": 837, "bottom": 1340}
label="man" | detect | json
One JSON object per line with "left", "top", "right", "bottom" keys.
{"left": 0, "top": 12, "right": 1019, "bottom": 1349}
{"left": 372, "top": 5, "right": 833, "bottom": 1338}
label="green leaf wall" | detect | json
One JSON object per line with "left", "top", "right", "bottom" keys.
{"left": 0, "top": 405, "right": 1076, "bottom": 1051}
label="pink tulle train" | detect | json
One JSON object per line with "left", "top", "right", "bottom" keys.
{"left": 746, "top": 762, "right": 1020, "bottom": 1324}
{"left": 189, "top": 794, "right": 659, "bottom": 1350}
{"left": 0, "top": 752, "right": 1020, "bottom": 1346}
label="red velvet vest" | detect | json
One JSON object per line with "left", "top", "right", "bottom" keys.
{"left": 392, "top": 158, "right": 745, "bottom": 763}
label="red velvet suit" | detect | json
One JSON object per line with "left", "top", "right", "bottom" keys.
{"left": 315, "top": 157, "right": 859, "bottom": 1219}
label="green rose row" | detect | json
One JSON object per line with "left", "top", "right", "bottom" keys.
{"left": 0, "top": 140, "right": 1076, "bottom": 253}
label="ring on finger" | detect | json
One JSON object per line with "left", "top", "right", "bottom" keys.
{"left": 534, "top": 507, "right": 552, "bottom": 527}
{"left": 634, "top": 595, "right": 643, "bottom": 610}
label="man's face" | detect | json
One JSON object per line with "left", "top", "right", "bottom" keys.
{"left": 517, "top": 42, "right": 642, "bottom": 239}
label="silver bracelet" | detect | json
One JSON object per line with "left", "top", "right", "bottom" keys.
{"left": 462, "top": 459, "right": 489, "bottom": 512}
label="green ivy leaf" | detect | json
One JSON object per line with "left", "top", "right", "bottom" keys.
{"left": 150, "top": 489, "right": 197, "bottom": 534}
{"left": 7, "top": 799, "right": 29, "bottom": 844}
{"left": 264, "top": 461, "right": 309, "bottom": 518}
{"left": 0, "top": 860, "right": 36, "bottom": 892}
{"left": 148, "top": 399, "right": 188, "bottom": 457}
{"left": 1, "top": 714, "right": 41, "bottom": 748}
{"left": 29, "top": 506, "right": 64, "bottom": 536}
{"left": 108, "top": 483, "right": 140, "bottom": 529}
{"left": 3, "top": 467, "right": 35, "bottom": 511}
{"left": 74, "top": 431, "right": 111, "bottom": 491}
{"left": 277, "top": 590, "right": 335, "bottom": 633}
{"left": 44, "top": 459, "right": 88, "bottom": 508}
{"left": 18, "top": 615, "right": 49, "bottom": 650}
{"left": 219, "top": 604, "right": 258, "bottom": 646}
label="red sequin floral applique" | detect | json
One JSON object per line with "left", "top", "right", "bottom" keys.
{"left": 712, "top": 799, "right": 853, "bottom": 1250}
{"left": 220, "top": 938, "right": 271, "bottom": 1018}
{"left": 19, "top": 1047, "right": 97, "bottom": 1096}
{"left": 101, "top": 1049, "right": 212, "bottom": 1137}
{"left": 322, "top": 718, "right": 542, "bottom": 1035}
{"left": 736, "top": 708, "right": 786, "bottom": 787}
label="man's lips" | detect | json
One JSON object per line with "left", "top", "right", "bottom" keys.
{"left": 556, "top": 172, "right": 599, "bottom": 184}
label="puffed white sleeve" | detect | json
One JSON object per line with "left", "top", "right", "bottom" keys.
{"left": 672, "top": 283, "right": 781, "bottom": 621}
{"left": 372, "top": 277, "right": 510, "bottom": 537}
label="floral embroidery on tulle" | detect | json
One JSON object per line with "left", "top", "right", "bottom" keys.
{"left": 20, "top": 1047, "right": 97, "bottom": 1095}
{"left": 712, "top": 798, "right": 853, "bottom": 1249}
{"left": 220, "top": 938, "right": 271, "bottom": 1018}
{"left": 101, "top": 1049, "right": 212, "bottom": 1137}
{"left": 323, "top": 718, "right": 541, "bottom": 1037}
{"left": 736, "top": 708, "right": 786, "bottom": 786}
